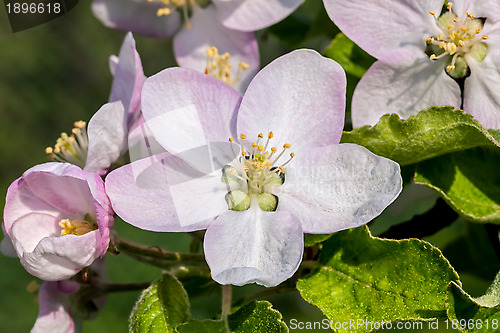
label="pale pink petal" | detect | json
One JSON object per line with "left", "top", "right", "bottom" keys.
{"left": 173, "top": 4, "right": 259, "bottom": 93}
{"left": 278, "top": 144, "right": 402, "bottom": 233}
{"left": 204, "top": 206, "right": 304, "bottom": 287}
{"left": 85, "top": 101, "right": 127, "bottom": 174}
{"left": 463, "top": 52, "right": 500, "bottom": 129}
{"left": 141, "top": 67, "right": 241, "bottom": 156}
{"left": 109, "top": 32, "right": 147, "bottom": 125}
{"left": 11, "top": 214, "right": 101, "bottom": 280}
{"left": 1, "top": 224, "right": 16, "bottom": 257}
{"left": 87, "top": 173, "right": 114, "bottom": 256}
{"left": 237, "top": 49, "right": 345, "bottom": 155}
{"left": 212, "top": 0, "right": 304, "bottom": 31}
{"left": 91, "top": 0, "right": 181, "bottom": 38}
{"left": 31, "top": 281, "right": 76, "bottom": 333}
{"left": 453, "top": 0, "right": 500, "bottom": 22}
{"left": 351, "top": 51, "right": 461, "bottom": 127}
{"left": 105, "top": 153, "right": 223, "bottom": 232}
{"left": 323, "top": 0, "right": 443, "bottom": 59}
{"left": 127, "top": 115, "right": 167, "bottom": 163}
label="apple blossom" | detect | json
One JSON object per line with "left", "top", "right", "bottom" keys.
{"left": 324, "top": 0, "right": 500, "bottom": 128}
{"left": 2, "top": 163, "right": 113, "bottom": 281}
{"left": 91, "top": 0, "right": 263, "bottom": 91}
{"left": 105, "top": 49, "right": 402, "bottom": 287}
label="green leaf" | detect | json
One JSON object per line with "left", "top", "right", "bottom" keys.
{"left": 446, "top": 271, "right": 500, "bottom": 332}
{"left": 323, "top": 33, "right": 375, "bottom": 78}
{"left": 176, "top": 301, "right": 288, "bottom": 333}
{"left": 297, "top": 226, "right": 460, "bottom": 333}
{"left": 130, "top": 273, "right": 190, "bottom": 333}
{"left": 304, "top": 233, "right": 332, "bottom": 247}
{"left": 415, "top": 147, "right": 500, "bottom": 224}
{"left": 341, "top": 107, "right": 500, "bottom": 166}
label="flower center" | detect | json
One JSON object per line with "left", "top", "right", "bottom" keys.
{"left": 149, "top": 0, "right": 195, "bottom": 29}
{"left": 426, "top": 2, "right": 488, "bottom": 78}
{"left": 222, "top": 132, "right": 294, "bottom": 212}
{"left": 46, "top": 121, "right": 88, "bottom": 168}
{"left": 59, "top": 215, "right": 97, "bottom": 236}
{"left": 205, "top": 46, "right": 250, "bottom": 88}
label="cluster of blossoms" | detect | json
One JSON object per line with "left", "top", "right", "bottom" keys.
{"left": 8, "top": 0, "right": 500, "bottom": 331}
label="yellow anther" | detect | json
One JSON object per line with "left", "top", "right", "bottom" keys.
{"left": 229, "top": 138, "right": 234, "bottom": 142}
{"left": 430, "top": 54, "right": 437, "bottom": 60}
{"left": 426, "top": 37, "right": 434, "bottom": 44}
{"left": 453, "top": 18, "right": 459, "bottom": 23}
{"left": 258, "top": 133, "right": 263, "bottom": 139}
{"left": 45, "top": 147, "right": 53, "bottom": 154}
{"left": 437, "top": 34, "right": 443, "bottom": 41}
{"left": 429, "top": 10, "right": 436, "bottom": 16}
{"left": 74, "top": 121, "right": 86, "bottom": 128}
{"left": 59, "top": 218, "right": 96, "bottom": 236}
{"left": 257, "top": 145, "right": 264, "bottom": 152}
{"left": 447, "top": 2, "right": 453, "bottom": 10}
{"left": 458, "top": 40, "right": 465, "bottom": 47}
{"left": 242, "top": 166, "right": 249, "bottom": 172}
{"left": 72, "top": 128, "right": 81, "bottom": 135}
{"left": 241, "top": 151, "right": 247, "bottom": 156}
{"left": 460, "top": 26, "right": 467, "bottom": 31}
{"left": 278, "top": 167, "right": 286, "bottom": 173}
{"left": 448, "top": 25, "right": 455, "bottom": 30}
{"left": 268, "top": 132, "right": 273, "bottom": 139}
{"left": 283, "top": 144, "right": 291, "bottom": 149}
{"left": 290, "top": 153, "right": 295, "bottom": 158}
{"left": 271, "top": 147, "right": 277, "bottom": 153}
{"left": 240, "top": 134, "right": 247, "bottom": 140}
{"left": 439, "top": 41, "right": 446, "bottom": 48}
{"left": 476, "top": 28, "right": 482, "bottom": 34}
{"left": 251, "top": 142, "right": 257, "bottom": 148}
{"left": 238, "top": 62, "right": 250, "bottom": 70}
{"left": 157, "top": 8, "right": 171, "bottom": 16}
{"left": 483, "top": 35, "right": 489, "bottom": 40}
{"left": 446, "top": 65, "right": 456, "bottom": 71}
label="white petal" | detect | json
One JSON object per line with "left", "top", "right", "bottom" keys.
{"left": 31, "top": 282, "right": 75, "bottom": 333}
{"left": 323, "top": 0, "right": 443, "bottom": 59}
{"left": 85, "top": 101, "right": 127, "bottom": 174}
{"left": 453, "top": 0, "right": 500, "bottom": 22}
{"left": 352, "top": 51, "right": 461, "bottom": 127}
{"left": 212, "top": 0, "right": 304, "bottom": 31}
{"left": 237, "top": 49, "right": 346, "bottom": 155}
{"left": 464, "top": 53, "right": 500, "bottom": 129}
{"left": 105, "top": 153, "right": 228, "bottom": 231}
{"left": 204, "top": 205, "right": 303, "bottom": 287}
{"left": 173, "top": 4, "right": 260, "bottom": 93}
{"left": 278, "top": 144, "right": 402, "bottom": 233}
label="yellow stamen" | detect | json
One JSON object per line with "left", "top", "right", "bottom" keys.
{"left": 429, "top": 10, "right": 436, "bottom": 16}
{"left": 483, "top": 35, "right": 489, "bottom": 40}
{"left": 59, "top": 218, "right": 97, "bottom": 236}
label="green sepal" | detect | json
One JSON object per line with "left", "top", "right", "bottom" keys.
{"left": 226, "top": 190, "right": 251, "bottom": 212}
{"left": 256, "top": 193, "right": 278, "bottom": 212}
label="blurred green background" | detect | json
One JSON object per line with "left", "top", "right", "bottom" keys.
{"left": 0, "top": 1, "right": 496, "bottom": 332}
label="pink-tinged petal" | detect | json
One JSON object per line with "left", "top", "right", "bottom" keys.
{"left": 278, "top": 144, "right": 402, "bottom": 234}
{"left": 127, "top": 115, "right": 167, "bottom": 163}
{"left": 87, "top": 173, "right": 114, "bottom": 256}
{"left": 204, "top": 205, "right": 304, "bottom": 287}
{"left": 323, "top": 0, "right": 443, "bottom": 59}
{"left": 109, "top": 55, "right": 119, "bottom": 76}
{"left": 463, "top": 54, "right": 500, "bottom": 129}
{"left": 105, "top": 153, "right": 223, "bottom": 232}
{"left": 237, "top": 49, "right": 345, "bottom": 154}
{"left": 10, "top": 163, "right": 94, "bottom": 221}
{"left": 85, "top": 101, "right": 127, "bottom": 175}
{"left": 453, "top": 0, "right": 500, "bottom": 22}
{"left": 11, "top": 215, "right": 101, "bottom": 280}
{"left": 32, "top": 281, "right": 75, "bottom": 333}
{"left": 91, "top": 0, "right": 181, "bottom": 38}
{"left": 109, "top": 32, "right": 147, "bottom": 124}
{"left": 212, "top": 0, "right": 304, "bottom": 31}
{"left": 141, "top": 67, "right": 241, "bottom": 156}
{"left": 173, "top": 4, "right": 259, "bottom": 93}
{"left": 351, "top": 51, "right": 461, "bottom": 127}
